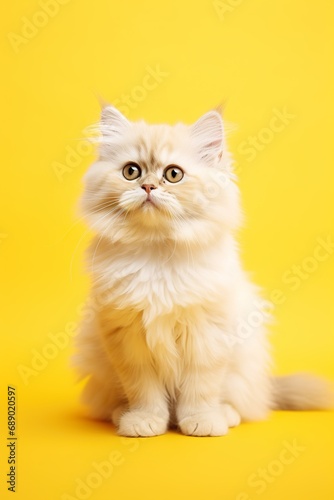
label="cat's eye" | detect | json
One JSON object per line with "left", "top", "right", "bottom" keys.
{"left": 164, "top": 165, "right": 184, "bottom": 183}
{"left": 122, "top": 163, "right": 142, "bottom": 180}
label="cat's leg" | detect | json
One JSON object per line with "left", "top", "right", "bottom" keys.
{"left": 113, "top": 364, "right": 169, "bottom": 437}
{"left": 175, "top": 316, "right": 242, "bottom": 436}
{"left": 108, "top": 388, "right": 169, "bottom": 438}
{"left": 102, "top": 315, "right": 170, "bottom": 437}
{"left": 176, "top": 365, "right": 241, "bottom": 436}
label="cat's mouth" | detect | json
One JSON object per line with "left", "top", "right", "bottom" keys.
{"left": 142, "top": 196, "right": 158, "bottom": 208}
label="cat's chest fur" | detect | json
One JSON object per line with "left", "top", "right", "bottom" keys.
{"left": 90, "top": 236, "right": 239, "bottom": 320}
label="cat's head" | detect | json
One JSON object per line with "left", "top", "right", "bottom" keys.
{"left": 81, "top": 106, "right": 240, "bottom": 246}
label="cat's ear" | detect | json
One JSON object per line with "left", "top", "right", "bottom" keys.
{"left": 190, "top": 110, "right": 224, "bottom": 165}
{"left": 100, "top": 105, "right": 130, "bottom": 139}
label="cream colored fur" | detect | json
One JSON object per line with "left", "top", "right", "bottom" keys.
{"left": 74, "top": 106, "right": 332, "bottom": 437}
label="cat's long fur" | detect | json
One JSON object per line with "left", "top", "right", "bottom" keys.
{"left": 74, "top": 106, "right": 332, "bottom": 436}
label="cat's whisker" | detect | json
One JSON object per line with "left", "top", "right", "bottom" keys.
{"left": 68, "top": 224, "right": 95, "bottom": 282}
{"left": 88, "top": 206, "right": 135, "bottom": 275}
{"left": 90, "top": 214, "right": 116, "bottom": 272}
{"left": 68, "top": 209, "right": 122, "bottom": 280}
{"left": 70, "top": 207, "right": 118, "bottom": 281}
{"left": 172, "top": 215, "right": 196, "bottom": 268}
{"left": 53, "top": 201, "right": 122, "bottom": 247}
{"left": 84, "top": 202, "right": 121, "bottom": 213}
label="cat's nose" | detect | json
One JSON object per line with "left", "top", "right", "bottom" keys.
{"left": 141, "top": 184, "right": 157, "bottom": 194}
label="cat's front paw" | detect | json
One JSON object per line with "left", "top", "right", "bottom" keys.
{"left": 118, "top": 410, "right": 168, "bottom": 437}
{"left": 179, "top": 406, "right": 240, "bottom": 437}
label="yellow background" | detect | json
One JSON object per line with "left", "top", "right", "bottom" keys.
{"left": 1, "top": 0, "right": 334, "bottom": 498}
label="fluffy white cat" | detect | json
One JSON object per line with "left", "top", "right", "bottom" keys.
{"left": 74, "top": 105, "right": 332, "bottom": 436}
